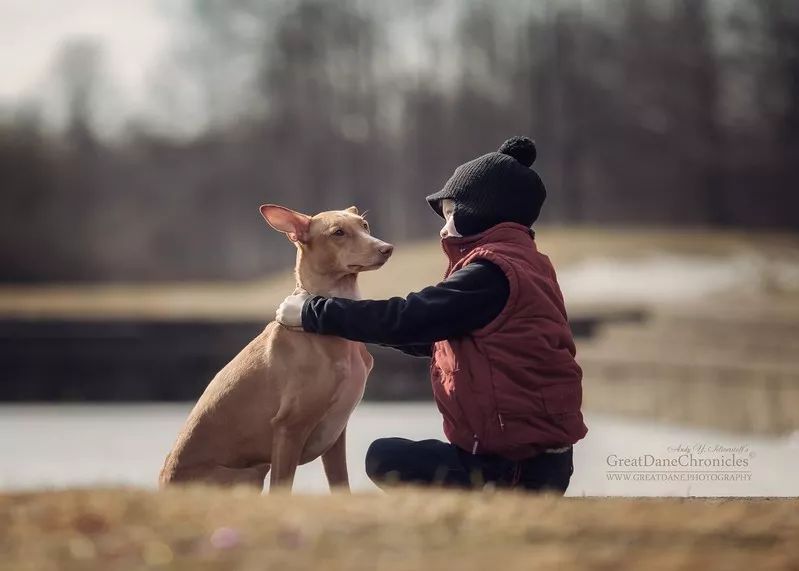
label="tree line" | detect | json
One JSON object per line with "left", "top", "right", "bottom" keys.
{"left": 1, "top": 0, "right": 797, "bottom": 282}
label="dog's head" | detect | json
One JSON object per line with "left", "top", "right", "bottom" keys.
{"left": 260, "top": 204, "right": 393, "bottom": 275}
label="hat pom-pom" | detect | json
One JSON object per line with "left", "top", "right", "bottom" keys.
{"left": 498, "top": 136, "right": 536, "bottom": 167}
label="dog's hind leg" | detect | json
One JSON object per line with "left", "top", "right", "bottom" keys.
{"left": 207, "top": 463, "right": 271, "bottom": 489}
{"left": 164, "top": 463, "right": 270, "bottom": 489}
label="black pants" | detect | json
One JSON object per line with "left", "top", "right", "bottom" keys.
{"left": 365, "top": 438, "right": 573, "bottom": 494}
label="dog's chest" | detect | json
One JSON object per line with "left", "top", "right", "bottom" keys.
{"left": 302, "top": 342, "right": 371, "bottom": 461}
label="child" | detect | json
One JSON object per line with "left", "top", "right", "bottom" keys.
{"left": 275, "top": 136, "right": 587, "bottom": 493}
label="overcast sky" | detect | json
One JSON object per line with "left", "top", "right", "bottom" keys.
{"left": 0, "top": 1, "right": 172, "bottom": 120}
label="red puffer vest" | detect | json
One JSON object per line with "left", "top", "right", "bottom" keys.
{"left": 431, "top": 222, "right": 587, "bottom": 460}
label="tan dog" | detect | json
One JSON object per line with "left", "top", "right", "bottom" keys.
{"left": 159, "top": 205, "right": 393, "bottom": 492}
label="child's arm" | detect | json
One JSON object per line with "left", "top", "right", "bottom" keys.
{"left": 296, "top": 260, "right": 509, "bottom": 347}
{"left": 379, "top": 342, "right": 435, "bottom": 358}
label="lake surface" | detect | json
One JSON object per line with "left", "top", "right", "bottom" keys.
{"left": 1, "top": 403, "right": 796, "bottom": 496}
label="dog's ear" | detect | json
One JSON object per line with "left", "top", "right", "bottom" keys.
{"left": 260, "top": 205, "right": 311, "bottom": 243}
{"left": 345, "top": 206, "right": 359, "bottom": 215}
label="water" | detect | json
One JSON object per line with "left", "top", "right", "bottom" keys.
{"left": 1, "top": 403, "right": 796, "bottom": 496}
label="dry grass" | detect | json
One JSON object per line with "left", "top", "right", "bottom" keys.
{"left": 0, "top": 226, "right": 796, "bottom": 320}
{"left": 1, "top": 487, "right": 797, "bottom": 571}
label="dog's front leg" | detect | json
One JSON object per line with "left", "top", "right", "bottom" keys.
{"left": 270, "top": 422, "right": 311, "bottom": 492}
{"left": 322, "top": 425, "right": 349, "bottom": 492}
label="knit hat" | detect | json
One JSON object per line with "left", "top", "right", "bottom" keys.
{"left": 426, "top": 136, "right": 546, "bottom": 236}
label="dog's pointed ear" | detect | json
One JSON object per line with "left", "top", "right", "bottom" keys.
{"left": 260, "top": 205, "right": 311, "bottom": 243}
{"left": 345, "top": 206, "right": 359, "bottom": 215}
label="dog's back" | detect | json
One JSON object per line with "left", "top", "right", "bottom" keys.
{"left": 159, "top": 323, "right": 277, "bottom": 485}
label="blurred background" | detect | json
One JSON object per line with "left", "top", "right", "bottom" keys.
{"left": 0, "top": 0, "right": 798, "bottom": 495}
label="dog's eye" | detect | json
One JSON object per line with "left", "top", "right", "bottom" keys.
{"left": 362, "top": 222, "right": 369, "bottom": 232}
{"left": 332, "top": 228, "right": 345, "bottom": 237}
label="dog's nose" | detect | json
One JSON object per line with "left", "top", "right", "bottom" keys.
{"left": 378, "top": 244, "right": 394, "bottom": 258}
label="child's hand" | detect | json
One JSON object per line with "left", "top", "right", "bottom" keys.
{"left": 276, "top": 290, "right": 311, "bottom": 328}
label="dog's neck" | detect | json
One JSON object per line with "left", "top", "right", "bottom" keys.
{"left": 294, "top": 258, "right": 361, "bottom": 300}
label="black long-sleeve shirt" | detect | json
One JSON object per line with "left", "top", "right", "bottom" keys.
{"left": 301, "top": 260, "right": 510, "bottom": 357}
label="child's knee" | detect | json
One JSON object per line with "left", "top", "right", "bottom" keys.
{"left": 365, "top": 437, "right": 405, "bottom": 481}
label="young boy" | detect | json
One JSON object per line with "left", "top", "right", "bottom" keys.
{"left": 275, "top": 136, "right": 587, "bottom": 493}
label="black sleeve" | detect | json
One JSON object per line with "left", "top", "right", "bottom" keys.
{"left": 382, "top": 343, "right": 434, "bottom": 358}
{"left": 301, "top": 259, "right": 509, "bottom": 346}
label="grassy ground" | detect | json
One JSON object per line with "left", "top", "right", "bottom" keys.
{"left": 1, "top": 487, "right": 797, "bottom": 571}
{"left": 0, "top": 226, "right": 796, "bottom": 320}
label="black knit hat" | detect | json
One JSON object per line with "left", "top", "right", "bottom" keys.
{"left": 426, "top": 136, "right": 546, "bottom": 236}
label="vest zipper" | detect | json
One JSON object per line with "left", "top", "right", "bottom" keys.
{"left": 498, "top": 413, "right": 505, "bottom": 431}
{"left": 471, "top": 434, "right": 479, "bottom": 455}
